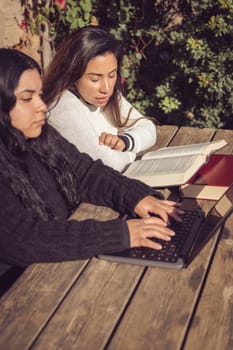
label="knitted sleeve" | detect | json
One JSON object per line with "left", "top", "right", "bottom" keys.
{"left": 0, "top": 180, "right": 130, "bottom": 267}
{"left": 58, "top": 135, "right": 158, "bottom": 214}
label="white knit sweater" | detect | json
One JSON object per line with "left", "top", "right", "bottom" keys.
{"left": 48, "top": 90, "right": 156, "bottom": 172}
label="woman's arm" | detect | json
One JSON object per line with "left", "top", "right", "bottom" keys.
{"left": 119, "top": 95, "right": 157, "bottom": 153}
{"left": 59, "top": 135, "right": 182, "bottom": 223}
{"left": 0, "top": 179, "right": 181, "bottom": 268}
{"left": 0, "top": 180, "right": 129, "bottom": 267}
{"left": 48, "top": 91, "right": 136, "bottom": 172}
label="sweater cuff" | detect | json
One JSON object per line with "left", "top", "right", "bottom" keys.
{"left": 120, "top": 177, "right": 163, "bottom": 216}
{"left": 118, "top": 133, "right": 135, "bottom": 151}
{"left": 96, "top": 218, "right": 130, "bottom": 253}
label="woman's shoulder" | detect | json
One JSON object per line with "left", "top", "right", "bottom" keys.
{"left": 58, "top": 89, "right": 82, "bottom": 105}
{"left": 48, "top": 89, "right": 78, "bottom": 112}
{"left": 52, "top": 89, "right": 96, "bottom": 113}
{"left": 48, "top": 90, "right": 85, "bottom": 122}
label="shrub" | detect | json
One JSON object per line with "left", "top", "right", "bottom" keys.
{"left": 94, "top": 0, "right": 233, "bottom": 129}
{"left": 22, "top": 0, "right": 233, "bottom": 129}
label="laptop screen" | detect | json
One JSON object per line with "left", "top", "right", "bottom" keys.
{"left": 185, "top": 184, "right": 233, "bottom": 265}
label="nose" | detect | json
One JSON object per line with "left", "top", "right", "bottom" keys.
{"left": 99, "top": 78, "right": 110, "bottom": 94}
{"left": 36, "top": 95, "right": 47, "bottom": 112}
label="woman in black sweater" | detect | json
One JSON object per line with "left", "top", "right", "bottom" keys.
{"left": 0, "top": 48, "right": 183, "bottom": 271}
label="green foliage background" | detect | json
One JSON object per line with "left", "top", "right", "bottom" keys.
{"left": 25, "top": 0, "right": 233, "bottom": 129}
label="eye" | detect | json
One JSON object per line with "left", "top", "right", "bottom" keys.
{"left": 20, "top": 97, "right": 32, "bottom": 102}
{"left": 17, "top": 92, "right": 33, "bottom": 102}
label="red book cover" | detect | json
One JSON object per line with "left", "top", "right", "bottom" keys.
{"left": 181, "top": 154, "right": 233, "bottom": 200}
{"left": 187, "top": 154, "right": 233, "bottom": 186}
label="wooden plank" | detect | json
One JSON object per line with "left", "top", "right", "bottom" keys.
{"left": 168, "top": 126, "right": 215, "bottom": 146}
{"left": 184, "top": 215, "right": 233, "bottom": 350}
{"left": 107, "top": 234, "right": 220, "bottom": 350}
{"left": 183, "top": 128, "right": 233, "bottom": 350}
{"left": 137, "top": 125, "right": 178, "bottom": 158}
{"left": 31, "top": 258, "right": 144, "bottom": 350}
{"left": 212, "top": 128, "right": 233, "bottom": 154}
{"left": 152, "top": 125, "right": 179, "bottom": 149}
{"left": 0, "top": 260, "right": 89, "bottom": 349}
{"left": 69, "top": 203, "right": 119, "bottom": 221}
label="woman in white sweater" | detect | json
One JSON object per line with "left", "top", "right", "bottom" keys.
{"left": 43, "top": 25, "right": 156, "bottom": 172}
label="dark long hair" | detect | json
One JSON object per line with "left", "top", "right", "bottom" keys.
{"left": 43, "top": 25, "right": 130, "bottom": 127}
{"left": 0, "top": 48, "right": 79, "bottom": 220}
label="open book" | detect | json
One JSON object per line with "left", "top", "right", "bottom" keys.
{"left": 123, "top": 139, "right": 227, "bottom": 187}
{"left": 180, "top": 153, "right": 233, "bottom": 200}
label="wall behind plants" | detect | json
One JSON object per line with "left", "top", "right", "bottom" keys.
{"left": 22, "top": 0, "right": 233, "bottom": 129}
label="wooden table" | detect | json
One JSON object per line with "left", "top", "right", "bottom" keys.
{"left": 0, "top": 126, "right": 233, "bottom": 350}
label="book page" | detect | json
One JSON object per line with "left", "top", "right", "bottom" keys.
{"left": 142, "top": 139, "right": 227, "bottom": 160}
{"left": 124, "top": 154, "right": 200, "bottom": 177}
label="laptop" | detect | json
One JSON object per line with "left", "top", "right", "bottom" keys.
{"left": 99, "top": 184, "right": 233, "bottom": 269}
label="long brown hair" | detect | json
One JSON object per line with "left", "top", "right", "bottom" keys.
{"left": 43, "top": 25, "right": 135, "bottom": 128}
{"left": 0, "top": 48, "right": 79, "bottom": 220}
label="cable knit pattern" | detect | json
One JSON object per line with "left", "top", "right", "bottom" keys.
{"left": 0, "top": 136, "right": 155, "bottom": 268}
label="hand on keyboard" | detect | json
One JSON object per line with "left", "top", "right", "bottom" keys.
{"left": 127, "top": 216, "right": 176, "bottom": 250}
{"left": 134, "top": 195, "right": 184, "bottom": 225}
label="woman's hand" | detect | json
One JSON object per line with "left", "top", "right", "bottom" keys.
{"left": 134, "top": 195, "right": 184, "bottom": 225}
{"left": 99, "top": 132, "right": 125, "bottom": 151}
{"left": 127, "top": 216, "right": 175, "bottom": 250}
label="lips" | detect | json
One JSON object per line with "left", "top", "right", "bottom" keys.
{"left": 96, "top": 97, "right": 109, "bottom": 104}
{"left": 35, "top": 119, "right": 45, "bottom": 126}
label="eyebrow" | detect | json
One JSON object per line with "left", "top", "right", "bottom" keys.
{"left": 16, "top": 88, "right": 43, "bottom": 96}
{"left": 16, "top": 89, "right": 36, "bottom": 95}
{"left": 87, "top": 68, "right": 117, "bottom": 77}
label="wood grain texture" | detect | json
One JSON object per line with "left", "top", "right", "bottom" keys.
{"left": 107, "top": 237, "right": 219, "bottom": 350}
{"left": 182, "top": 128, "right": 233, "bottom": 350}
{"left": 184, "top": 215, "right": 233, "bottom": 350}
{"left": 151, "top": 125, "right": 179, "bottom": 150}
{"left": 0, "top": 260, "right": 89, "bottom": 349}
{"left": 32, "top": 259, "right": 145, "bottom": 350}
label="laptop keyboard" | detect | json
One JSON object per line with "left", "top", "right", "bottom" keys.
{"left": 113, "top": 210, "right": 203, "bottom": 263}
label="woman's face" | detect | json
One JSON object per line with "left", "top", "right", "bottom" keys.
{"left": 75, "top": 52, "right": 118, "bottom": 107}
{"left": 10, "top": 69, "right": 47, "bottom": 139}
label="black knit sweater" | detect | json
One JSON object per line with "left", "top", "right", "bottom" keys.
{"left": 0, "top": 136, "right": 156, "bottom": 268}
